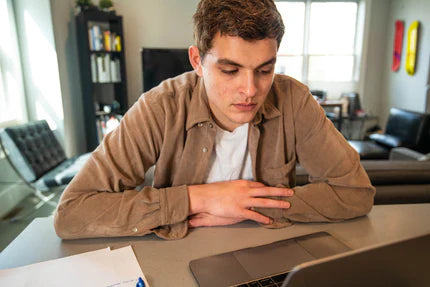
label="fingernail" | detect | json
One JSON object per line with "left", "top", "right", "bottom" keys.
{"left": 269, "top": 218, "right": 274, "bottom": 224}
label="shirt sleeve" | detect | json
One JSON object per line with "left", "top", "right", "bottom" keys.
{"left": 54, "top": 95, "right": 190, "bottom": 240}
{"left": 257, "top": 89, "right": 375, "bottom": 225}
{"left": 288, "top": 90, "right": 375, "bottom": 222}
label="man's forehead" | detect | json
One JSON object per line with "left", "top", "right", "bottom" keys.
{"left": 216, "top": 57, "right": 277, "bottom": 69}
{"left": 205, "top": 33, "right": 278, "bottom": 68}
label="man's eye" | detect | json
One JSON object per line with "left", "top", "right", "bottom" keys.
{"left": 258, "top": 69, "right": 272, "bottom": 74}
{"left": 221, "top": 69, "right": 238, "bottom": 75}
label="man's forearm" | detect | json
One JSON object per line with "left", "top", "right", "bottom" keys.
{"left": 54, "top": 184, "right": 190, "bottom": 240}
{"left": 254, "top": 180, "right": 375, "bottom": 225}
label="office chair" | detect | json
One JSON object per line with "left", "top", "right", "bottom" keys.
{"left": 0, "top": 120, "right": 91, "bottom": 220}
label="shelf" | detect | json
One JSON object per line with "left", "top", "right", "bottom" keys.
{"left": 92, "top": 82, "right": 121, "bottom": 85}
{"left": 76, "top": 10, "right": 128, "bottom": 152}
{"left": 89, "top": 50, "right": 122, "bottom": 54}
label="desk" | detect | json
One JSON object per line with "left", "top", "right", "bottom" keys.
{"left": 1, "top": 204, "right": 430, "bottom": 286}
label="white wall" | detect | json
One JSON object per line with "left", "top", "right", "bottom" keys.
{"left": 50, "top": 0, "right": 86, "bottom": 156}
{"left": 359, "top": 0, "right": 390, "bottom": 118}
{"left": 114, "top": 0, "right": 199, "bottom": 104}
{"left": 13, "top": 0, "right": 65, "bottom": 143}
{"left": 379, "top": 0, "right": 430, "bottom": 126}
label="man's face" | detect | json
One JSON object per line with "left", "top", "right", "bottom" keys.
{"left": 193, "top": 33, "right": 278, "bottom": 131}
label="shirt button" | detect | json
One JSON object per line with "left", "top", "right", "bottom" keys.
{"left": 209, "top": 123, "right": 214, "bottom": 128}
{"left": 202, "top": 147, "right": 208, "bottom": 153}
{"left": 198, "top": 122, "right": 203, "bottom": 127}
{"left": 132, "top": 227, "right": 138, "bottom": 233}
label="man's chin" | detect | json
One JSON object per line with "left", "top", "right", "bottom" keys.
{"left": 230, "top": 114, "right": 257, "bottom": 126}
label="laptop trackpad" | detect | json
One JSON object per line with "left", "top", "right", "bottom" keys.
{"left": 233, "top": 239, "right": 315, "bottom": 279}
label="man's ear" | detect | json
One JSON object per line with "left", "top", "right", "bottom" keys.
{"left": 188, "top": 45, "right": 203, "bottom": 77}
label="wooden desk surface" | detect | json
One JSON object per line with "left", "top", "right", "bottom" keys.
{"left": 1, "top": 204, "right": 430, "bottom": 286}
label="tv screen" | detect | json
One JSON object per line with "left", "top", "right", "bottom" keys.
{"left": 141, "top": 48, "right": 193, "bottom": 92}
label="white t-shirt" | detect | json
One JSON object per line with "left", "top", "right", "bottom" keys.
{"left": 204, "top": 123, "right": 253, "bottom": 183}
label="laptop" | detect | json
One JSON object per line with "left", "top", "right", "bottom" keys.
{"left": 281, "top": 232, "right": 430, "bottom": 287}
{"left": 189, "top": 232, "right": 351, "bottom": 287}
{"left": 190, "top": 232, "right": 430, "bottom": 287}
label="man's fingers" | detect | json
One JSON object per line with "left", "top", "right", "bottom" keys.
{"left": 249, "top": 187, "right": 294, "bottom": 197}
{"left": 243, "top": 209, "right": 273, "bottom": 225}
{"left": 245, "top": 180, "right": 266, "bottom": 188}
{"left": 247, "top": 198, "right": 291, "bottom": 209}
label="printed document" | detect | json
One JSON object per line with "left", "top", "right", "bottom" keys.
{"left": 0, "top": 245, "right": 149, "bottom": 287}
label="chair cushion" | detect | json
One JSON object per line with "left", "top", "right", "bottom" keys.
{"left": 348, "top": 140, "right": 389, "bottom": 160}
{"left": 1, "top": 120, "right": 66, "bottom": 182}
{"left": 296, "top": 160, "right": 430, "bottom": 186}
{"left": 34, "top": 153, "right": 92, "bottom": 191}
{"left": 360, "top": 160, "right": 430, "bottom": 185}
{"left": 374, "top": 185, "right": 430, "bottom": 204}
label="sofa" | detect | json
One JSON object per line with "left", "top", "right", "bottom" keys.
{"left": 296, "top": 148, "right": 430, "bottom": 204}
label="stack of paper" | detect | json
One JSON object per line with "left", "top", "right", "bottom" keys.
{"left": 0, "top": 245, "right": 149, "bottom": 287}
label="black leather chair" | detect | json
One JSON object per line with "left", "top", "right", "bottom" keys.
{"left": 0, "top": 120, "right": 91, "bottom": 219}
{"left": 349, "top": 108, "right": 430, "bottom": 159}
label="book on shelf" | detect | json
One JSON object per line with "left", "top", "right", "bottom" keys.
{"left": 90, "top": 54, "right": 98, "bottom": 83}
{"left": 91, "top": 54, "right": 121, "bottom": 83}
{"left": 87, "top": 22, "right": 122, "bottom": 52}
{"left": 96, "top": 114, "right": 123, "bottom": 143}
{"left": 114, "top": 35, "right": 122, "bottom": 52}
{"left": 110, "top": 58, "right": 121, "bottom": 82}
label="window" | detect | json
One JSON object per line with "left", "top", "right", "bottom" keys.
{"left": 0, "top": 0, "right": 27, "bottom": 127}
{"left": 275, "top": 1, "right": 362, "bottom": 97}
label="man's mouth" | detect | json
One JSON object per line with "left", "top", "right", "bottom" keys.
{"left": 233, "top": 103, "right": 257, "bottom": 111}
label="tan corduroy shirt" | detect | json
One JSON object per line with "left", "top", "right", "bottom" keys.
{"left": 54, "top": 72, "right": 375, "bottom": 240}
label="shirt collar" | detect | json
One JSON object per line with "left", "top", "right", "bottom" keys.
{"left": 186, "top": 76, "right": 281, "bottom": 131}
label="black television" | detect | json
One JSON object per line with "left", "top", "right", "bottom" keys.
{"left": 141, "top": 48, "right": 193, "bottom": 92}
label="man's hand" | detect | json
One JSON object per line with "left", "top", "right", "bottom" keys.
{"left": 188, "top": 180, "right": 293, "bottom": 227}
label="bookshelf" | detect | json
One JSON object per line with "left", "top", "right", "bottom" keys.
{"left": 76, "top": 10, "right": 127, "bottom": 152}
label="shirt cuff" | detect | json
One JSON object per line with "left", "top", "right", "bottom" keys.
{"left": 159, "top": 184, "right": 189, "bottom": 226}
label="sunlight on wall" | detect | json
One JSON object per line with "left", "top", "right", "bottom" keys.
{"left": 6, "top": 71, "right": 20, "bottom": 117}
{"left": 35, "top": 102, "right": 56, "bottom": 129}
{"left": 0, "top": 0, "right": 11, "bottom": 53}
{"left": 0, "top": 0, "right": 27, "bottom": 125}
{"left": 23, "top": 10, "right": 63, "bottom": 128}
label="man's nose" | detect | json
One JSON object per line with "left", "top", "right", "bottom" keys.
{"left": 241, "top": 71, "right": 257, "bottom": 98}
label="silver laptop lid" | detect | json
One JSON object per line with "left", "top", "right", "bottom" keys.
{"left": 282, "top": 233, "right": 430, "bottom": 287}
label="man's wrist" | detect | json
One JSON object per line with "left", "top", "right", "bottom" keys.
{"left": 188, "top": 184, "right": 206, "bottom": 215}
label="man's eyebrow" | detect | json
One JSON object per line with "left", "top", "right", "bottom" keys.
{"left": 217, "top": 57, "right": 277, "bottom": 69}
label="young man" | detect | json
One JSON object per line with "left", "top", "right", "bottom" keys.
{"left": 54, "top": 0, "right": 375, "bottom": 239}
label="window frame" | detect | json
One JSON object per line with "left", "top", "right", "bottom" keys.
{"left": 275, "top": 0, "right": 363, "bottom": 97}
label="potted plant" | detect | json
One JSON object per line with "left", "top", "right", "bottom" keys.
{"left": 75, "top": 0, "right": 96, "bottom": 13}
{"left": 99, "top": 0, "right": 115, "bottom": 13}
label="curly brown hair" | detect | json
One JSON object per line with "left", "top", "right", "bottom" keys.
{"left": 193, "top": 0, "right": 285, "bottom": 58}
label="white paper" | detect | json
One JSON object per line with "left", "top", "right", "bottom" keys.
{"left": 0, "top": 246, "right": 149, "bottom": 287}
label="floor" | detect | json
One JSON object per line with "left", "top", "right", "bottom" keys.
{"left": 0, "top": 189, "right": 62, "bottom": 253}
